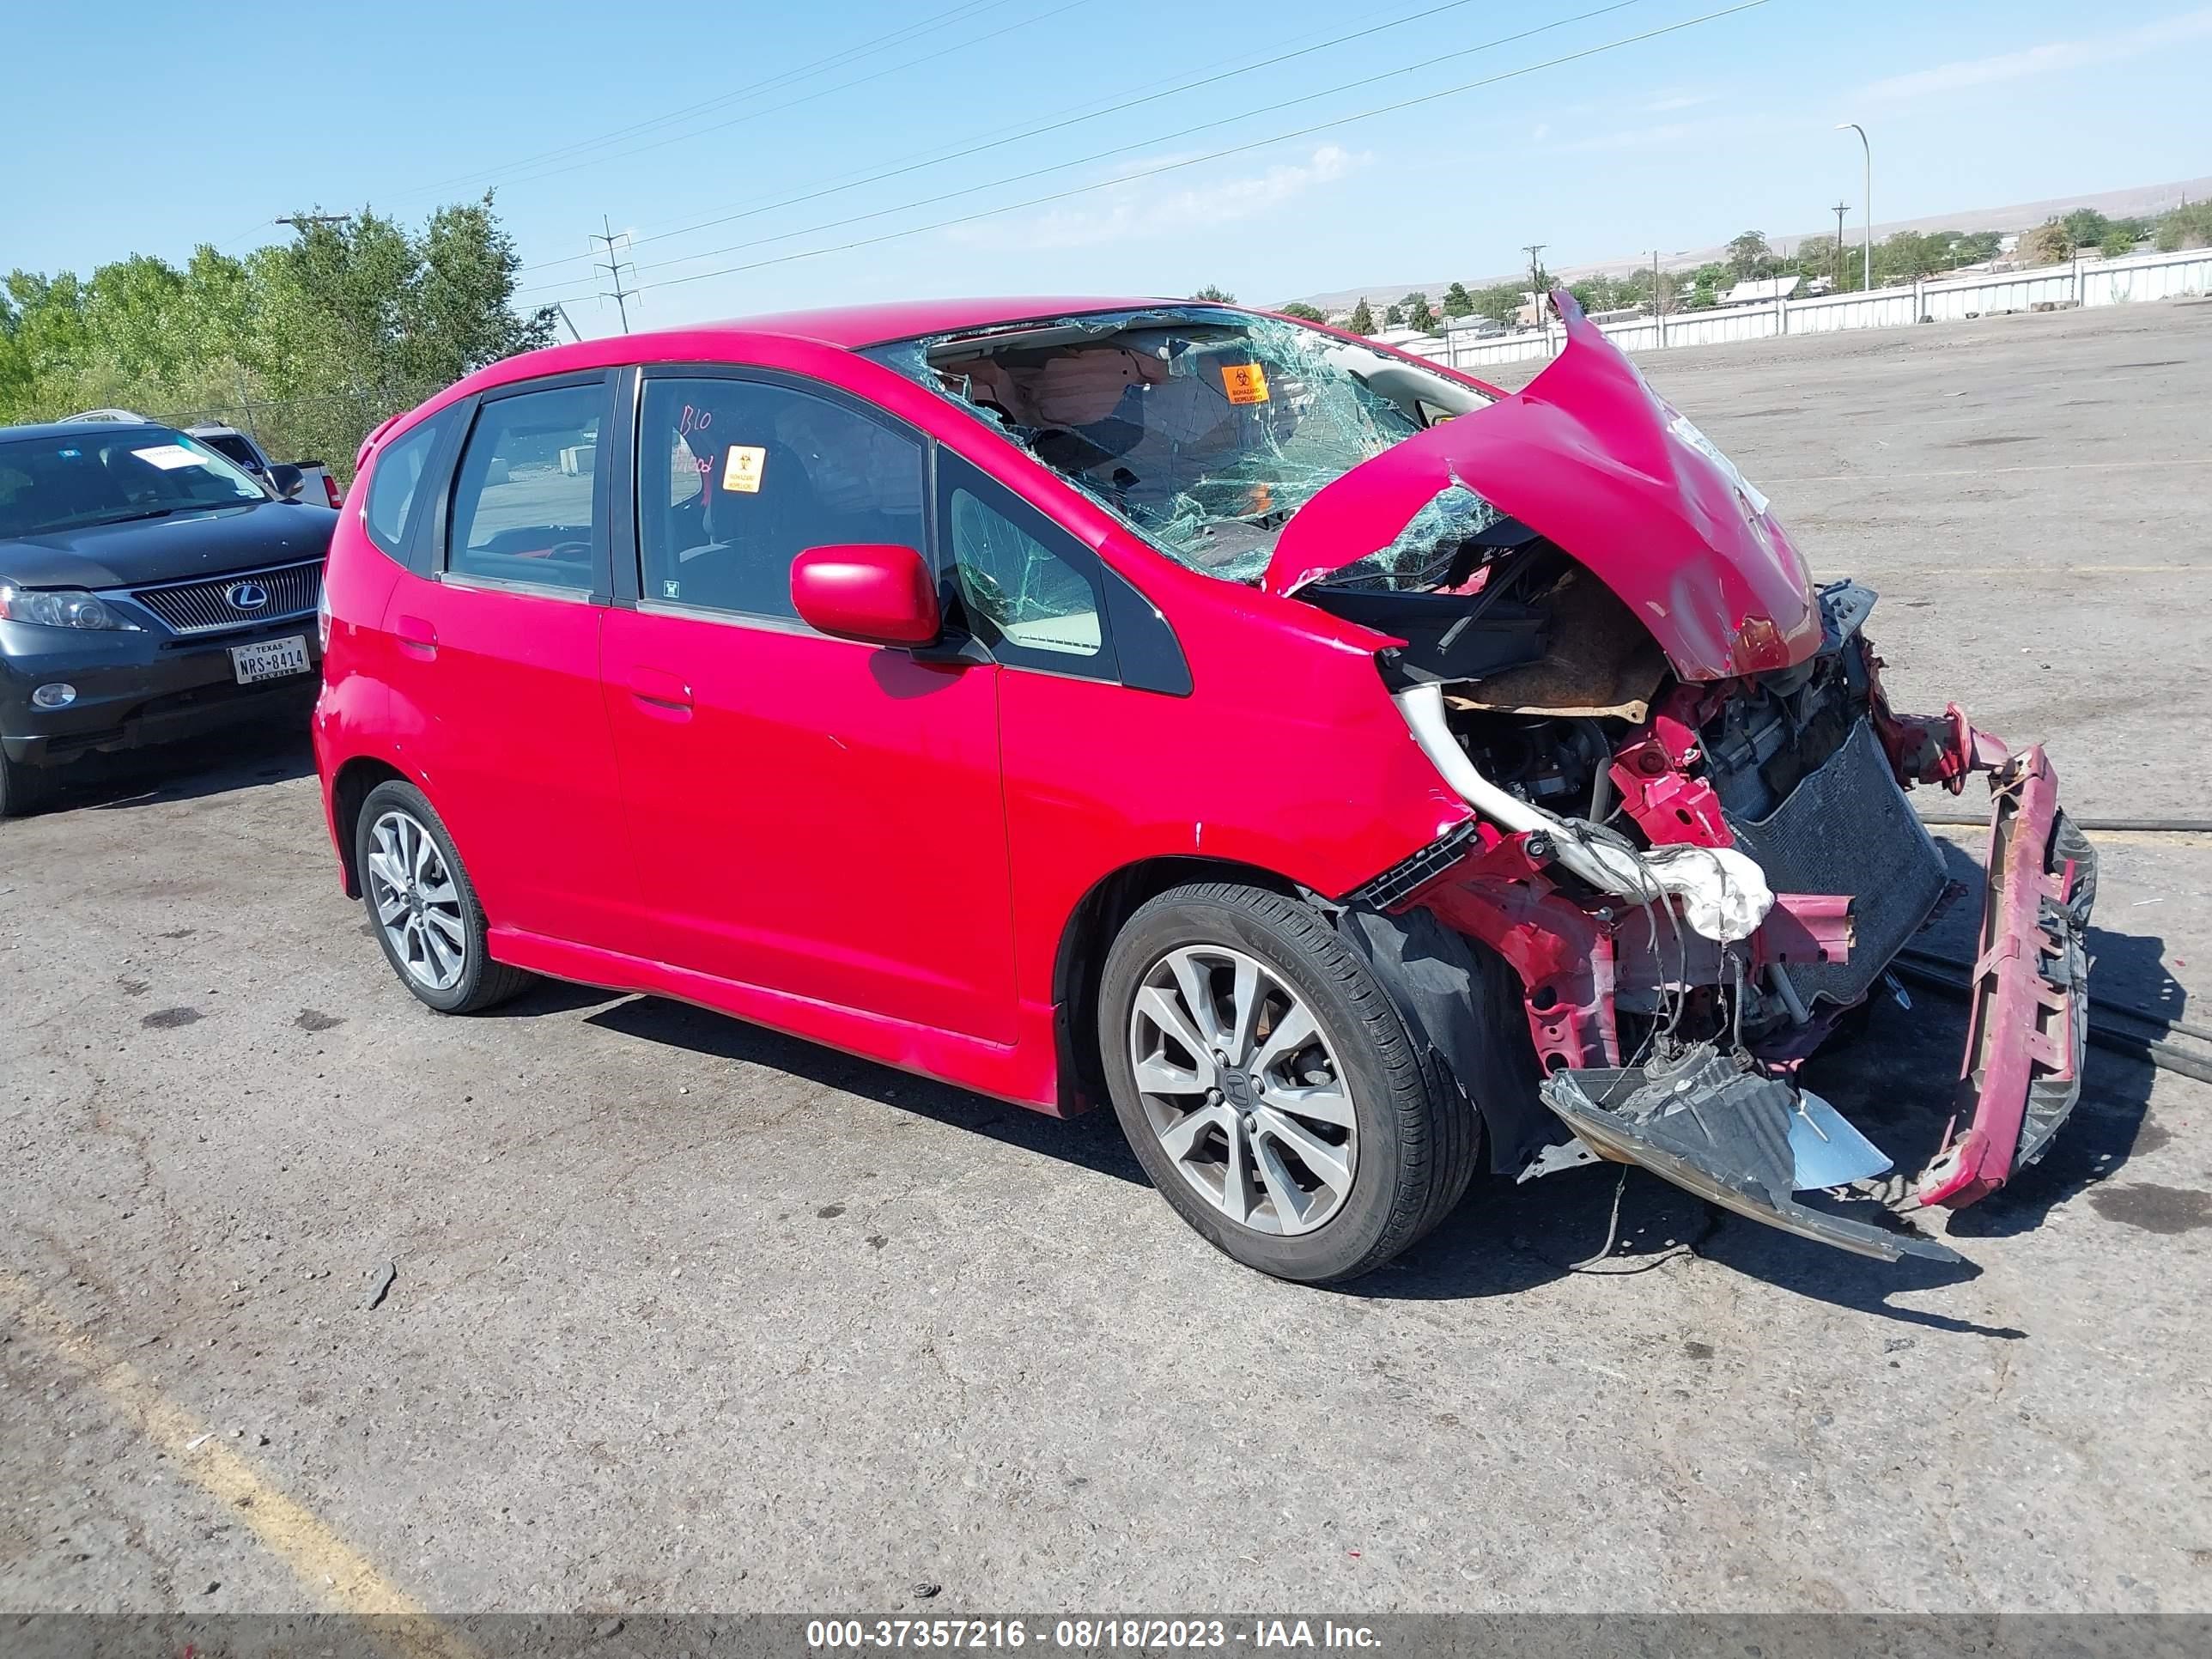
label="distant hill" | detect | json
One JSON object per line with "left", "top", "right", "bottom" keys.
{"left": 1286, "top": 174, "right": 2212, "bottom": 312}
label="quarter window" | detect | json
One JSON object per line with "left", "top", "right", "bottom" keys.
{"left": 446, "top": 384, "right": 605, "bottom": 592}
{"left": 362, "top": 410, "right": 448, "bottom": 561}
{"left": 948, "top": 488, "right": 1105, "bottom": 664}
{"left": 637, "top": 376, "right": 926, "bottom": 622}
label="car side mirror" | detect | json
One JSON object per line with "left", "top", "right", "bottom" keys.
{"left": 267, "top": 463, "right": 306, "bottom": 501}
{"left": 791, "top": 544, "right": 941, "bottom": 648}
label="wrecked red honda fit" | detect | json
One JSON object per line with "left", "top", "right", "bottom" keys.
{"left": 315, "top": 290, "right": 2094, "bottom": 1284}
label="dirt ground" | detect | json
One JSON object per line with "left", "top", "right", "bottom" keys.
{"left": 3, "top": 301, "right": 2209, "bottom": 1617}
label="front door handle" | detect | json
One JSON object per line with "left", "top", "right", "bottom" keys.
{"left": 628, "top": 666, "right": 694, "bottom": 715}
{"left": 394, "top": 615, "right": 438, "bottom": 659}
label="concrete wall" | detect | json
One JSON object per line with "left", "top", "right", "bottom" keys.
{"left": 1408, "top": 246, "right": 2212, "bottom": 371}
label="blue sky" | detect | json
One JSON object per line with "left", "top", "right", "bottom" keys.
{"left": 9, "top": 0, "right": 2209, "bottom": 332}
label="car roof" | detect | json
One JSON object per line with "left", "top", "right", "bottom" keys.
{"left": 0, "top": 419, "right": 185, "bottom": 445}
{"left": 441, "top": 295, "right": 1192, "bottom": 405}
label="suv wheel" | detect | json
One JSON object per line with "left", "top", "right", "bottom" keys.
{"left": 0, "top": 751, "right": 60, "bottom": 818}
{"left": 355, "top": 780, "right": 532, "bottom": 1014}
{"left": 1097, "top": 882, "right": 1480, "bottom": 1283}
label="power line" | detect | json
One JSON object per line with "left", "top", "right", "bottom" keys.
{"left": 528, "top": 1, "right": 1771, "bottom": 310}
{"left": 520, "top": 0, "right": 1649, "bottom": 299}
{"left": 594, "top": 217, "right": 638, "bottom": 335}
{"left": 514, "top": 0, "right": 1570, "bottom": 280}
{"left": 392, "top": 0, "right": 1023, "bottom": 203}
{"left": 524, "top": 0, "right": 1437, "bottom": 279}
{"left": 489, "top": 4, "right": 1084, "bottom": 206}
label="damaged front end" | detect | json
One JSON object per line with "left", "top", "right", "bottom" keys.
{"left": 883, "top": 291, "right": 2096, "bottom": 1265}
{"left": 1297, "top": 296, "right": 2097, "bottom": 1262}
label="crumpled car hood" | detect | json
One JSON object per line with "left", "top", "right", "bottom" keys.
{"left": 1262, "top": 293, "right": 1821, "bottom": 682}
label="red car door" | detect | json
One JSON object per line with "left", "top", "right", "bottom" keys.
{"left": 599, "top": 368, "right": 1017, "bottom": 1043}
{"left": 381, "top": 373, "right": 640, "bottom": 951}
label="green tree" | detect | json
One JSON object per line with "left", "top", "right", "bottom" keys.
{"left": 1, "top": 192, "right": 552, "bottom": 477}
{"left": 1276, "top": 301, "right": 1325, "bottom": 321}
{"left": 2018, "top": 219, "right": 2072, "bottom": 266}
{"left": 1796, "top": 234, "right": 1839, "bottom": 283}
{"left": 1191, "top": 283, "right": 1235, "bottom": 302}
{"left": 1879, "top": 230, "right": 1947, "bottom": 280}
{"left": 2154, "top": 201, "right": 2212, "bottom": 251}
{"left": 1441, "top": 281, "right": 1473, "bottom": 318}
{"left": 1469, "top": 283, "right": 1522, "bottom": 326}
{"left": 1347, "top": 296, "right": 1375, "bottom": 333}
{"left": 1382, "top": 301, "right": 1406, "bottom": 326}
{"left": 1401, "top": 290, "right": 1436, "bottom": 331}
{"left": 1950, "top": 230, "right": 2002, "bottom": 264}
{"left": 1726, "top": 230, "right": 1771, "bottom": 279}
{"left": 2098, "top": 228, "right": 2136, "bottom": 258}
{"left": 2060, "top": 208, "right": 2110, "bottom": 249}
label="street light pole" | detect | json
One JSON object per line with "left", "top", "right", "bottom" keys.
{"left": 1836, "top": 122, "right": 1871, "bottom": 290}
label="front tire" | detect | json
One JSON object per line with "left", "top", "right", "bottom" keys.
{"left": 1097, "top": 882, "right": 1480, "bottom": 1284}
{"left": 354, "top": 780, "right": 532, "bottom": 1014}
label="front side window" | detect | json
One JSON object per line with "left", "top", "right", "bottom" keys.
{"left": 637, "top": 375, "right": 925, "bottom": 622}
{"left": 362, "top": 410, "right": 449, "bottom": 560}
{"left": 0, "top": 429, "right": 264, "bottom": 538}
{"left": 446, "top": 383, "right": 605, "bottom": 592}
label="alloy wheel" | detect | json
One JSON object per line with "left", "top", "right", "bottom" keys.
{"left": 365, "top": 809, "right": 468, "bottom": 992}
{"left": 1127, "top": 945, "right": 1358, "bottom": 1236}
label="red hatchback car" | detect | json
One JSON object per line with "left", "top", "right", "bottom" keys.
{"left": 314, "top": 293, "right": 2094, "bottom": 1282}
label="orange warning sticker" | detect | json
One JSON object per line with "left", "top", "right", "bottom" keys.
{"left": 1221, "top": 362, "right": 1270, "bottom": 405}
{"left": 721, "top": 445, "right": 766, "bottom": 493}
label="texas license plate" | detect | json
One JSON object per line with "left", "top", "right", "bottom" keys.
{"left": 231, "top": 635, "right": 311, "bottom": 684}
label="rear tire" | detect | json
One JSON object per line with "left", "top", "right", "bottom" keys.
{"left": 354, "top": 780, "right": 532, "bottom": 1014}
{"left": 0, "top": 751, "right": 61, "bottom": 818}
{"left": 1097, "top": 882, "right": 1480, "bottom": 1284}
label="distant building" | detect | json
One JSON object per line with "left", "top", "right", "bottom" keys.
{"left": 1720, "top": 275, "right": 1800, "bottom": 306}
{"left": 1368, "top": 325, "right": 1445, "bottom": 351}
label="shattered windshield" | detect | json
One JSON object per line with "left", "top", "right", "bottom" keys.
{"left": 868, "top": 308, "right": 1492, "bottom": 585}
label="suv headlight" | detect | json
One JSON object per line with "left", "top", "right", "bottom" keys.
{"left": 0, "top": 583, "right": 137, "bottom": 630}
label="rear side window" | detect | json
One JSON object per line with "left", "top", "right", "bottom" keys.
{"left": 362, "top": 412, "right": 449, "bottom": 561}
{"left": 446, "top": 382, "right": 606, "bottom": 593}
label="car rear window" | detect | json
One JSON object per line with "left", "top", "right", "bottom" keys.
{"left": 200, "top": 434, "right": 264, "bottom": 472}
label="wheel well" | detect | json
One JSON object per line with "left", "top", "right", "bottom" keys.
{"left": 1051, "top": 855, "right": 1304, "bottom": 1112}
{"left": 330, "top": 757, "right": 407, "bottom": 897}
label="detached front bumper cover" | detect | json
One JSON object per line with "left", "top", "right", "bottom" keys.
{"left": 1538, "top": 747, "right": 2096, "bottom": 1262}
{"left": 1913, "top": 747, "right": 2096, "bottom": 1207}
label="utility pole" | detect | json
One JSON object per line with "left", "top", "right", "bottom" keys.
{"left": 1833, "top": 200, "right": 1849, "bottom": 289}
{"left": 593, "top": 216, "right": 638, "bottom": 335}
{"left": 1650, "top": 249, "right": 1666, "bottom": 347}
{"left": 1522, "top": 243, "right": 1547, "bottom": 343}
{"left": 276, "top": 214, "right": 349, "bottom": 232}
{"left": 1836, "top": 123, "right": 1872, "bottom": 290}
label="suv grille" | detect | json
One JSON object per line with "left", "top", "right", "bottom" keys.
{"left": 131, "top": 559, "right": 323, "bottom": 636}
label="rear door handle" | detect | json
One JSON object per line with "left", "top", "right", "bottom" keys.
{"left": 628, "top": 666, "right": 693, "bottom": 715}
{"left": 395, "top": 615, "right": 438, "bottom": 659}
